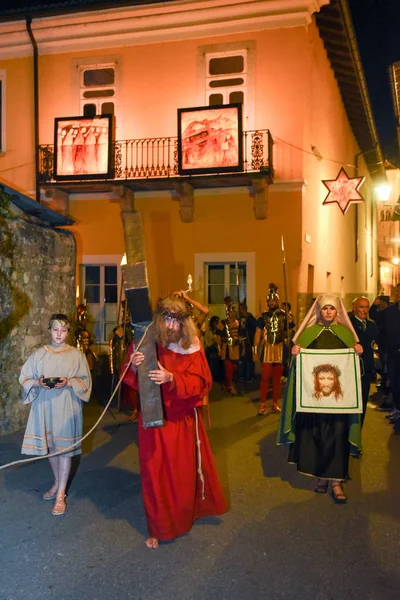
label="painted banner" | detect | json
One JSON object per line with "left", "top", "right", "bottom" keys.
{"left": 54, "top": 115, "right": 114, "bottom": 180}
{"left": 296, "top": 348, "right": 362, "bottom": 414}
{"left": 177, "top": 103, "right": 243, "bottom": 175}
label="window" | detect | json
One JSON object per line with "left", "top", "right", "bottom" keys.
{"left": 0, "top": 70, "right": 5, "bottom": 152}
{"left": 207, "top": 263, "right": 247, "bottom": 305}
{"left": 80, "top": 64, "right": 116, "bottom": 118}
{"left": 82, "top": 264, "right": 118, "bottom": 343}
{"left": 206, "top": 50, "right": 247, "bottom": 109}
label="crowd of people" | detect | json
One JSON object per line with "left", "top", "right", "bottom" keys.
{"left": 18, "top": 283, "right": 399, "bottom": 544}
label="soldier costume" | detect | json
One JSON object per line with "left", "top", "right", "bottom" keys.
{"left": 217, "top": 296, "right": 242, "bottom": 395}
{"left": 253, "top": 284, "right": 291, "bottom": 415}
{"left": 75, "top": 304, "right": 98, "bottom": 372}
{"left": 109, "top": 301, "right": 137, "bottom": 417}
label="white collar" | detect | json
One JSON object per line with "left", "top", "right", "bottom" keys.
{"left": 167, "top": 337, "right": 201, "bottom": 354}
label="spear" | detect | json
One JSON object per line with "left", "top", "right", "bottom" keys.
{"left": 235, "top": 262, "right": 240, "bottom": 318}
{"left": 281, "top": 236, "right": 290, "bottom": 349}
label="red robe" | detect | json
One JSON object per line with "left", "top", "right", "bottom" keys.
{"left": 122, "top": 339, "right": 227, "bottom": 541}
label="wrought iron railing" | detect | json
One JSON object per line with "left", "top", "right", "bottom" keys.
{"left": 38, "top": 129, "right": 273, "bottom": 183}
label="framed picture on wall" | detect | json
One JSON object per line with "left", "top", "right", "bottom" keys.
{"left": 177, "top": 103, "right": 243, "bottom": 175}
{"left": 53, "top": 115, "right": 114, "bottom": 180}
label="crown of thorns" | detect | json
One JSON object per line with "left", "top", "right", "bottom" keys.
{"left": 312, "top": 364, "right": 341, "bottom": 377}
{"left": 154, "top": 298, "right": 191, "bottom": 321}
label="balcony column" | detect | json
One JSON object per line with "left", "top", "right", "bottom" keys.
{"left": 251, "top": 177, "right": 268, "bottom": 220}
{"left": 175, "top": 181, "right": 194, "bottom": 223}
{"left": 44, "top": 187, "right": 70, "bottom": 213}
{"left": 114, "top": 186, "right": 146, "bottom": 265}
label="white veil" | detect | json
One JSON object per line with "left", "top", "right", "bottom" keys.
{"left": 292, "top": 293, "right": 359, "bottom": 344}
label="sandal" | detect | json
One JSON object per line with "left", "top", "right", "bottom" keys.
{"left": 52, "top": 496, "right": 67, "bottom": 516}
{"left": 331, "top": 482, "right": 347, "bottom": 504}
{"left": 315, "top": 479, "right": 329, "bottom": 494}
{"left": 257, "top": 404, "right": 267, "bottom": 416}
{"left": 43, "top": 483, "right": 59, "bottom": 500}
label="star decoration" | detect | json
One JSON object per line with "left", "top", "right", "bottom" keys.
{"left": 322, "top": 167, "right": 365, "bottom": 215}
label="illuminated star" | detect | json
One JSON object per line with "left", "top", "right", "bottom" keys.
{"left": 322, "top": 167, "right": 365, "bottom": 215}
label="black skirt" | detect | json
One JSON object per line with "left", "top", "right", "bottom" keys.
{"left": 288, "top": 329, "right": 350, "bottom": 480}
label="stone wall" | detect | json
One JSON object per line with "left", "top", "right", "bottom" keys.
{"left": 0, "top": 212, "right": 76, "bottom": 435}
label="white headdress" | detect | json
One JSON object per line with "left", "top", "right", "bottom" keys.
{"left": 292, "top": 294, "right": 358, "bottom": 344}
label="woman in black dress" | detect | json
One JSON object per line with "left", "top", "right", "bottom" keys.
{"left": 278, "top": 294, "right": 363, "bottom": 503}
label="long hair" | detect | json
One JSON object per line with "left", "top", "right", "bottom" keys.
{"left": 312, "top": 364, "right": 343, "bottom": 401}
{"left": 153, "top": 296, "right": 198, "bottom": 349}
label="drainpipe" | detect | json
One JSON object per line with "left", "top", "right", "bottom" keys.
{"left": 26, "top": 18, "right": 40, "bottom": 204}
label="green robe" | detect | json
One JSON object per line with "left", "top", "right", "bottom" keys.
{"left": 276, "top": 323, "right": 362, "bottom": 452}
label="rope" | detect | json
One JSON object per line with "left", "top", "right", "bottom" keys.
{"left": 0, "top": 322, "right": 153, "bottom": 471}
{"left": 194, "top": 407, "right": 205, "bottom": 500}
{"left": 273, "top": 135, "right": 357, "bottom": 168}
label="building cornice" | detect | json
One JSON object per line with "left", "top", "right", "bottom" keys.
{"left": 0, "top": 0, "right": 330, "bottom": 59}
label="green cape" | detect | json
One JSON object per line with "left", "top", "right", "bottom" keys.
{"left": 276, "top": 323, "right": 362, "bottom": 451}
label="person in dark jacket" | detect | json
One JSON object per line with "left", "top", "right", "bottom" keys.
{"left": 379, "top": 285, "right": 400, "bottom": 423}
{"left": 238, "top": 303, "right": 257, "bottom": 382}
{"left": 349, "top": 297, "right": 378, "bottom": 429}
{"left": 369, "top": 294, "right": 390, "bottom": 400}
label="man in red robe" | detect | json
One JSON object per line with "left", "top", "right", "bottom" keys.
{"left": 122, "top": 295, "right": 227, "bottom": 548}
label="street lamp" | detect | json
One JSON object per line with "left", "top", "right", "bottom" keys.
{"left": 375, "top": 183, "right": 392, "bottom": 202}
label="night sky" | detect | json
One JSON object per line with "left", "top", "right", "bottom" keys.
{"left": 349, "top": 0, "right": 400, "bottom": 165}
{"left": 0, "top": 0, "right": 399, "bottom": 163}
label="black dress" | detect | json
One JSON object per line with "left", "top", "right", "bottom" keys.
{"left": 288, "top": 329, "right": 350, "bottom": 480}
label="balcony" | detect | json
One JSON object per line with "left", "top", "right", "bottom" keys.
{"left": 38, "top": 129, "right": 274, "bottom": 195}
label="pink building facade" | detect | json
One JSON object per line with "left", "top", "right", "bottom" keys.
{"left": 0, "top": 0, "right": 386, "bottom": 348}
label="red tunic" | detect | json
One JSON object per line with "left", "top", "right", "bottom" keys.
{"left": 123, "top": 340, "right": 227, "bottom": 541}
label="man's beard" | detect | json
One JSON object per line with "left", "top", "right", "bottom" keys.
{"left": 166, "top": 330, "right": 181, "bottom": 344}
{"left": 321, "top": 387, "right": 333, "bottom": 396}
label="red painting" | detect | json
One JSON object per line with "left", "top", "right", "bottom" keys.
{"left": 178, "top": 104, "right": 243, "bottom": 175}
{"left": 54, "top": 115, "right": 114, "bottom": 180}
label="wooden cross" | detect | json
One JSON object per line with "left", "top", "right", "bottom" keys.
{"left": 120, "top": 209, "right": 163, "bottom": 428}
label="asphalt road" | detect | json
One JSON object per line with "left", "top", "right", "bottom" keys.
{"left": 0, "top": 382, "right": 399, "bottom": 600}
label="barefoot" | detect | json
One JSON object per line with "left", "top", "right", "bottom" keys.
{"left": 128, "top": 409, "right": 139, "bottom": 422}
{"left": 145, "top": 537, "right": 159, "bottom": 549}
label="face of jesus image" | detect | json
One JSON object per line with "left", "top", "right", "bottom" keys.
{"left": 317, "top": 370, "right": 335, "bottom": 396}
{"left": 313, "top": 364, "right": 343, "bottom": 401}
